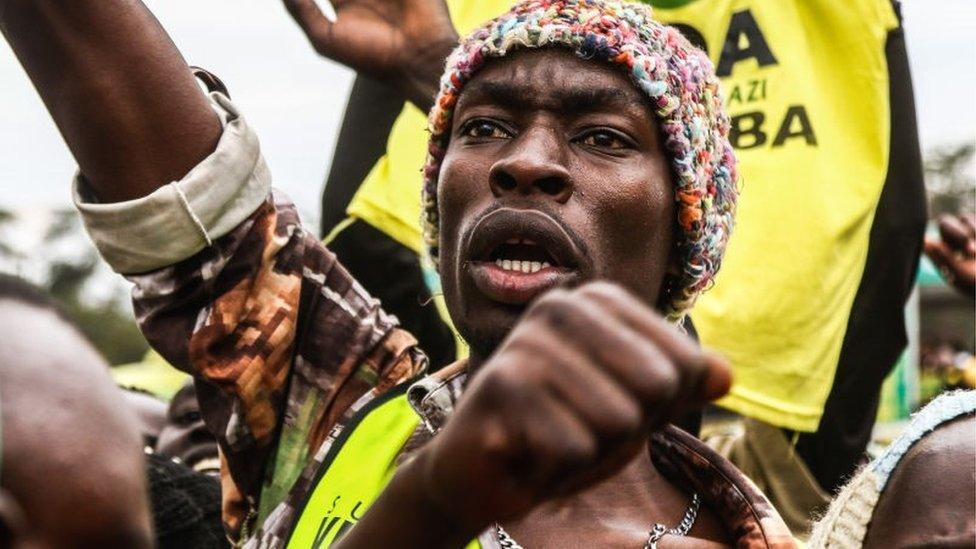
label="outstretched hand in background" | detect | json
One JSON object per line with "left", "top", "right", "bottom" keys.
{"left": 925, "top": 213, "right": 976, "bottom": 299}
{"left": 281, "top": 0, "right": 458, "bottom": 110}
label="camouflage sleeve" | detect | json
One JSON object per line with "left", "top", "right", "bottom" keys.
{"left": 75, "top": 90, "right": 427, "bottom": 532}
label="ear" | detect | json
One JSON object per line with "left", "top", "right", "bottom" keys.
{"left": 0, "top": 488, "right": 31, "bottom": 548}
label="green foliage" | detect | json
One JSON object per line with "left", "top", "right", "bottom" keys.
{"left": 0, "top": 207, "right": 23, "bottom": 260}
{"left": 46, "top": 210, "right": 149, "bottom": 365}
{"left": 61, "top": 300, "right": 148, "bottom": 365}
{"left": 46, "top": 255, "right": 149, "bottom": 365}
{"left": 1, "top": 208, "right": 148, "bottom": 365}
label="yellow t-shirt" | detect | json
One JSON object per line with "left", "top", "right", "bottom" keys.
{"left": 345, "top": 0, "right": 898, "bottom": 432}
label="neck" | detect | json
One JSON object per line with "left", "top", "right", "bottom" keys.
{"left": 500, "top": 440, "right": 730, "bottom": 547}
{"left": 528, "top": 441, "right": 664, "bottom": 518}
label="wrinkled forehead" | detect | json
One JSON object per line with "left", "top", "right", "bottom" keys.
{"left": 452, "top": 48, "right": 656, "bottom": 128}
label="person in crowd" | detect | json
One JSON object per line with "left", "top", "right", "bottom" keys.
{"left": 144, "top": 380, "right": 225, "bottom": 547}
{"left": 808, "top": 214, "right": 976, "bottom": 546}
{"left": 808, "top": 390, "right": 975, "bottom": 548}
{"left": 287, "top": 1, "right": 926, "bottom": 533}
{"left": 919, "top": 339, "right": 976, "bottom": 392}
{"left": 0, "top": 274, "right": 153, "bottom": 547}
{"left": 156, "top": 380, "right": 222, "bottom": 476}
{"left": 137, "top": 381, "right": 226, "bottom": 547}
{"left": 2, "top": 0, "right": 807, "bottom": 546}
{"left": 145, "top": 453, "right": 229, "bottom": 549}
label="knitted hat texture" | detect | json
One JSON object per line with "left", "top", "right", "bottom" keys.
{"left": 422, "top": 0, "right": 738, "bottom": 321}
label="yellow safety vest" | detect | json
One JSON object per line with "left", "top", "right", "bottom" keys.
{"left": 286, "top": 388, "right": 480, "bottom": 548}
{"left": 345, "top": 0, "right": 898, "bottom": 432}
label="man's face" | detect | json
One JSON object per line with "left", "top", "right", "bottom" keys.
{"left": 437, "top": 49, "right": 676, "bottom": 359}
{"left": 156, "top": 381, "right": 219, "bottom": 473}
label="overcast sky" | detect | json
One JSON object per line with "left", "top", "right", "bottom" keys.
{"left": 1, "top": 0, "right": 973, "bottom": 227}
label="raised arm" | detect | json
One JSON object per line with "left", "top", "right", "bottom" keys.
{"left": 282, "top": 0, "right": 457, "bottom": 111}
{"left": 3, "top": 1, "right": 428, "bottom": 538}
{"left": 0, "top": 0, "right": 220, "bottom": 202}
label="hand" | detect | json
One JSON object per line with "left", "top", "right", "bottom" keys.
{"left": 415, "top": 282, "right": 731, "bottom": 533}
{"left": 924, "top": 213, "right": 976, "bottom": 298}
{"left": 282, "top": 0, "right": 457, "bottom": 111}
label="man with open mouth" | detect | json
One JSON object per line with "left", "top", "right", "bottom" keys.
{"left": 2, "top": 0, "right": 796, "bottom": 546}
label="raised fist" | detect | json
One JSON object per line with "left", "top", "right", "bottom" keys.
{"left": 416, "top": 281, "right": 731, "bottom": 532}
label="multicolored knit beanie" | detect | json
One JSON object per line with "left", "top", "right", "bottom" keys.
{"left": 421, "top": 0, "right": 738, "bottom": 322}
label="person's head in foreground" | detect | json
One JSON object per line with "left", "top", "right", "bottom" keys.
{"left": 341, "top": 1, "right": 793, "bottom": 547}
{"left": 0, "top": 275, "right": 152, "bottom": 548}
{"left": 809, "top": 390, "right": 976, "bottom": 548}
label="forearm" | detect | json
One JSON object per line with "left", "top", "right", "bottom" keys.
{"left": 335, "top": 452, "right": 480, "bottom": 549}
{"left": 0, "top": 0, "right": 220, "bottom": 202}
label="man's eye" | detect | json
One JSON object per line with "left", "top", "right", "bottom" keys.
{"left": 463, "top": 120, "right": 509, "bottom": 139}
{"left": 578, "top": 130, "right": 629, "bottom": 149}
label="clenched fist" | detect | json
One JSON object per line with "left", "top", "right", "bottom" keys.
{"left": 415, "top": 281, "right": 731, "bottom": 533}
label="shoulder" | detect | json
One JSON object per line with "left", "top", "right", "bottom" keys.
{"left": 865, "top": 414, "right": 976, "bottom": 547}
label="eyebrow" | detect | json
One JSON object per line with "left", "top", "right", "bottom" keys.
{"left": 459, "top": 79, "right": 649, "bottom": 117}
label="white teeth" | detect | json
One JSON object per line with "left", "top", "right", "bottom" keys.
{"left": 494, "top": 259, "right": 551, "bottom": 273}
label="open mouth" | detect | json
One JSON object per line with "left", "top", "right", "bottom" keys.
{"left": 464, "top": 208, "right": 584, "bottom": 305}
{"left": 486, "top": 237, "right": 558, "bottom": 274}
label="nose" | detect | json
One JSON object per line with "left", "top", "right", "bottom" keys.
{"left": 488, "top": 127, "right": 573, "bottom": 204}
